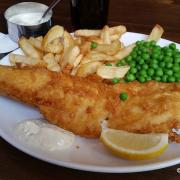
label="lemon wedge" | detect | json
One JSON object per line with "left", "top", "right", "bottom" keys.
{"left": 100, "top": 129, "right": 168, "bottom": 160}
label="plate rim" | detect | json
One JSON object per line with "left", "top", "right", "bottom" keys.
{"left": 0, "top": 32, "right": 180, "bottom": 173}
{"left": 1, "top": 128, "right": 180, "bottom": 173}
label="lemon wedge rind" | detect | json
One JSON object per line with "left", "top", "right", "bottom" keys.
{"left": 100, "top": 129, "right": 168, "bottom": 160}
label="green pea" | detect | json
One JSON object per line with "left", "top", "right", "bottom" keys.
{"left": 111, "top": 77, "right": 120, "bottom": 84}
{"left": 151, "top": 52, "right": 159, "bottom": 59}
{"left": 168, "top": 76, "right": 175, "bottom": 82}
{"left": 151, "top": 59, "right": 158, "bottom": 64}
{"left": 125, "top": 74, "right": 136, "bottom": 82}
{"left": 147, "top": 68, "right": 155, "bottom": 76}
{"left": 137, "top": 40, "right": 145, "bottom": 47}
{"left": 174, "top": 53, "right": 180, "bottom": 58}
{"left": 116, "top": 59, "right": 126, "bottom": 66}
{"left": 174, "top": 72, "right": 180, "bottom": 78}
{"left": 142, "top": 53, "right": 150, "bottom": 60}
{"left": 139, "top": 59, "right": 145, "bottom": 65}
{"left": 126, "top": 56, "right": 132, "bottom": 62}
{"left": 162, "top": 75, "right": 168, "bottom": 82}
{"left": 130, "top": 67, "right": 137, "bottom": 74}
{"left": 128, "top": 61, "right": 136, "bottom": 67}
{"left": 159, "top": 61, "right": 165, "bottom": 68}
{"left": 169, "top": 43, "right": 176, "bottom": 50}
{"left": 154, "top": 76, "right": 161, "bottom": 82}
{"left": 155, "top": 68, "right": 163, "bottom": 77}
{"left": 164, "top": 69, "right": 173, "bottom": 76}
{"left": 150, "top": 63, "right": 158, "bottom": 69}
{"left": 131, "top": 51, "right": 137, "bottom": 59}
{"left": 166, "top": 52, "right": 173, "bottom": 57}
{"left": 119, "top": 92, "right": 128, "bottom": 101}
{"left": 146, "top": 76, "right": 152, "bottom": 81}
{"left": 136, "top": 65, "right": 141, "bottom": 70}
{"left": 174, "top": 49, "right": 180, "bottom": 54}
{"left": 150, "top": 40, "right": 156, "bottom": 46}
{"left": 153, "top": 49, "right": 161, "bottom": 56}
{"left": 126, "top": 57, "right": 132, "bottom": 64}
{"left": 133, "top": 47, "right": 139, "bottom": 52}
{"left": 164, "top": 56, "right": 173, "bottom": 63}
{"left": 162, "top": 47, "right": 169, "bottom": 52}
{"left": 157, "top": 54, "right": 163, "bottom": 61}
{"left": 138, "top": 51, "right": 142, "bottom": 55}
{"left": 139, "top": 70, "right": 147, "bottom": 77}
{"left": 144, "top": 42, "right": 151, "bottom": 48}
{"left": 140, "top": 40, "right": 145, "bottom": 44}
{"left": 174, "top": 57, "right": 180, "bottom": 63}
{"left": 165, "top": 48, "right": 173, "bottom": 55}
{"left": 142, "top": 64, "right": 149, "bottom": 70}
{"left": 91, "top": 42, "right": 97, "bottom": 49}
{"left": 145, "top": 58, "right": 151, "bottom": 64}
{"left": 142, "top": 46, "right": 148, "bottom": 51}
{"left": 138, "top": 76, "right": 146, "bottom": 83}
{"left": 176, "top": 77, "right": 180, "bottom": 82}
{"left": 173, "top": 64, "right": 180, "bottom": 73}
{"left": 136, "top": 41, "right": 141, "bottom": 46}
{"left": 166, "top": 62, "right": 173, "bottom": 68}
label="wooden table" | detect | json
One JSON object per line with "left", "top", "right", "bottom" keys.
{"left": 0, "top": 0, "right": 180, "bottom": 179}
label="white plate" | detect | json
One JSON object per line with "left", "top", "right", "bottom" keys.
{"left": 0, "top": 32, "right": 180, "bottom": 173}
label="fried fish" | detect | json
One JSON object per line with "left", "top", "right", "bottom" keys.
{"left": 0, "top": 65, "right": 180, "bottom": 142}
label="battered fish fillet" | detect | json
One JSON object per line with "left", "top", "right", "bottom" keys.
{"left": 0, "top": 65, "right": 180, "bottom": 142}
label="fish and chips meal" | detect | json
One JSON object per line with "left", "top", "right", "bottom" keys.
{"left": 0, "top": 24, "right": 180, "bottom": 160}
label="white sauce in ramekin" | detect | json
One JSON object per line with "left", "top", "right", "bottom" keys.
{"left": 8, "top": 12, "right": 50, "bottom": 26}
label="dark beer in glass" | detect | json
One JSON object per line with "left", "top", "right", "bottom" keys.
{"left": 70, "top": 0, "right": 109, "bottom": 30}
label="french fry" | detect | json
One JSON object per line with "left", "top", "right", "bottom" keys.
{"left": 19, "top": 37, "right": 42, "bottom": 58}
{"left": 84, "top": 36, "right": 103, "bottom": 44}
{"left": 71, "top": 65, "right": 80, "bottom": 76}
{"left": 43, "top": 53, "right": 61, "bottom": 72}
{"left": 42, "top": 25, "right": 64, "bottom": 53}
{"left": 61, "top": 45, "right": 80, "bottom": 68}
{"left": 73, "top": 54, "right": 83, "bottom": 68}
{"left": 81, "top": 52, "right": 116, "bottom": 64}
{"left": 75, "top": 29, "right": 101, "bottom": 37}
{"left": 94, "top": 40, "right": 122, "bottom": 55}
{"left": 62, "top": 64, "right": 73, "bottom": 74}
{"left": 76, "top": 61, "right": 103, "bottom": 77}
{"left": 74, "top": 37, "right": 82, "bottom": 45}
{"left": 54, "top": 54, "right": 62, "bottom": 63}
{"left": 36, "top": 36, "right": 43, "bottom": 41}
{"left": 80, "top": 41, "right": 91, "bottom": 54}
{"left": 74, "top": 25, "right": 126, "bottom": 37}
{"left": 15, "top": 24, "right": 168, "bottom": 81}
{"left": 147, "top": 24, "right": 164, "bottom": 42}
{"left": 63, "top": 30, "right": 75, "bottom": 52}
{"left": 97, "top": 65, "right": 130, "bottom": 79}
{"left": 44, "top": 39, "right": 64, "bottom": 54}
{"left": 110, "top": 33, "right": 121, "bottom": 41}
{"left": 29, "top": 37, "right": 43, "bottom": 50}
{"left": 101, "top": 25, "right": 111, "bottom": 44}
{"left": 9, "top": 53, "right": 43, "bottom": 67}
{"left": 109, "top": 25, "right": 126, "bottom": 36}
{"left": 114, "top": 43, "right": 136, "bottom": 60}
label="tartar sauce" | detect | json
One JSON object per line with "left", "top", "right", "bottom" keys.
{"left": 8, "top": 12, "right": 50, "bottom": 26}
{"left": 15, "top": 119, "right": 75, "bottom": 151}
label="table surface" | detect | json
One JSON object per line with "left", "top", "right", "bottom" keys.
{"left": 0, "top": 0, "right": 180, "bottom": 179}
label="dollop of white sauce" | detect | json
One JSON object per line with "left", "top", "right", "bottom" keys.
{"left": 8, "top": 12, "right": 50, "bottom": 26}
{"left": 15, "top": 119, "right": 75, "bottom": 151}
